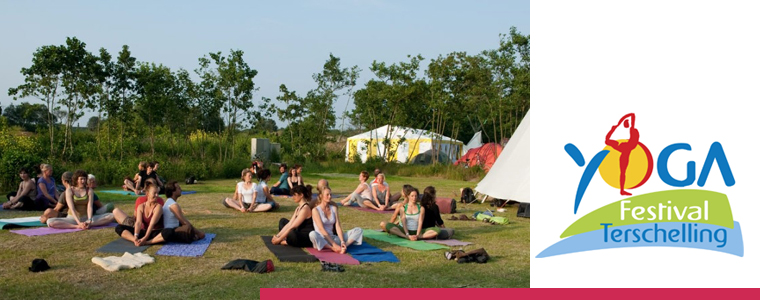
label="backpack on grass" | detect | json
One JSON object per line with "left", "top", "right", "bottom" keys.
{"left": 460, "top": 188, "right": 477, "bottom": 204}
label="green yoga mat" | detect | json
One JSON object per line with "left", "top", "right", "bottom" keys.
{"left": 363, "top": 230, "right": 448, "bottom": 251}
{"left": 0, "top": 216, "right": 46, "bottom": 229}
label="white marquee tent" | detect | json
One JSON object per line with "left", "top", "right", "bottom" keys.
{"left": 345, "top": 125, "right": 464, "bottom": 163}
{"left": 475, "top": 110, "right": 530, "bottom": 203}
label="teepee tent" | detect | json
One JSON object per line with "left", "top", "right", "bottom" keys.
{"left": 464, "top": 131, "right": 483, "bottom": 153}
{"left": 475, "top": 110, "right": 530, "bottom": 203}
{"left": 345, "top": 125, "right": 464, "bottom": 164}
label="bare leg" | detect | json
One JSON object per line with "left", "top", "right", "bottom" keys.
{"left": 91, "top": 215, "right": 115, "bottom": 227}
{"left": 379, "top": 221, "right": 388, "bottom": 232}
{"left": 224, "top": 198, "right": 244, "bottom": 211}
{"left": 112, "top": 208, "right": 129, "bottom": 224}
{"left": 388, "top": 227, "right": 407, "bottom": 239}
{"left": 47, "top": 220, "right": 79, "bottom": 229}
{"left": 421, "top": 230, "right": 438, "bottom": 239}
{"left": 124, "top": 180, "right": 138, "bottom": 194}
{"left": 363, "top": 200, "right": 381, "bottom": 210}
{"left": 253, "top": 203, "right": 273, "bottom": 212}
{"left": 120, "top": 230, "right": 138, "bottom": 243}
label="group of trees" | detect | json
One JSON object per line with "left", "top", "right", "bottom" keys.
{"left": 348, "top": 28, "right": 530, "bottom": 162}
{"left": 1, "top": 27, "right": 529, "bottom": 187}
{"left": 7, "top": 38, "right": 276, "bottom": 163}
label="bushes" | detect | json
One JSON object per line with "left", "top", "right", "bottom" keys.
{"left": 0, "top": 117, "right": 45, "bottom": 191}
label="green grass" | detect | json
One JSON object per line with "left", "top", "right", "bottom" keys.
{"left": 0, "top": 173, "right": 529, "bottom": 299}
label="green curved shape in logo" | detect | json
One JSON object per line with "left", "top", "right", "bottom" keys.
{"left": 560, "top": 190, "right": 734, "bottom": 238}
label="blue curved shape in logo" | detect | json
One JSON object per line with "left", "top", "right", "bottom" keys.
{"left": 574, "top": 150, "right": 610, "bottom": 214}
{"left": 536, "top": 221, "right": 744, "bottom": 258}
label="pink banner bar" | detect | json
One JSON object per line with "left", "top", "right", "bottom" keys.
{"left": 261, "top": 288, "right": 758, "bottom": 299}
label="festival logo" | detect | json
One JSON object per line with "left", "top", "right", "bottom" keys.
{"left": 537, "top": 113, "right": 743, "bottom": 258}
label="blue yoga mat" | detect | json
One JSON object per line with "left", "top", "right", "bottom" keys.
{"left": 352, "top": 252, "right": 399, "bottom": 263}
{"left": 347, "top": 242, "right": 386, "bottom": 255}
{"left": 156, "top": 233, "right": 216, "bottom": 257}
{"left": 347, "top": 242, "right": 399, "bottom": 263}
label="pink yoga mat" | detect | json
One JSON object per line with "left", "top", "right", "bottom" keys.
{"left": 10, "top": 223, "right": 117, "bottom": 236}
{"left": 353, "top": 207, "right": 393, "bottom": 214}
{"left": 306, "top": 248, "right": 360, "bottom": 265}
{"left": 425, "top": 239, "right": 473, "bottom": 247}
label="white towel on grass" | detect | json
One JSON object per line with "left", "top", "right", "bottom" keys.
{"left": 92, "top": 252, "right": 155, "bottom": 272}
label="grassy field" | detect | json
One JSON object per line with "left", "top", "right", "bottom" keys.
{"left": 0, "top": 173, "right": 529, "bottom": 299}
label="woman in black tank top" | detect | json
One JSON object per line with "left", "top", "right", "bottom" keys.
{"left": 272, "top": 185, "right": 315, "bottom": 247}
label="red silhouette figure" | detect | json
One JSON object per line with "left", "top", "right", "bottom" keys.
{"left": 605, "top": 113, "right": 639, "bottom": 196}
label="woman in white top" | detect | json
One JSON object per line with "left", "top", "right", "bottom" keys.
{"left": 309, "top": 187, "right": 363, "bottom": 253}
{"left": 367, "top": 173, "right": 392, "bottom": 211}
{"left": 140, "top": 181, "right": 205, "bottom": 244}
{"left": 252, "top": 169, "right": 279, "bottom": 212}
{"left": 339, "top": 171, "right": 372, "bottom": 207}
{"left": 223, "top": 169, "right": 258, "bottom": 212}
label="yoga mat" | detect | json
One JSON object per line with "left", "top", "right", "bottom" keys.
{"left": 352, "top": 252, "right": 399, "bottom": 263}
{"left": 156, "top": 233, "right": 216, "bottom": 257}
{"left": 353, "top": 207, "right": 393, "bottom": 214}
{"left": 426, "top": 239, "right": 473, "bottom": 247}
{"left": 347, "top": 242, "right": 399, "bottom": 263}
{"left": 346, "top": 242, "right": 387, "bottom": 255}
{"left": 10, "top": 223, "right": 117, "bottom": 236}
{"left": 0, "top": 216, "right": 45, "bottom": 229}
{"left": 100, "top": 190, "right": 197, "bottom": 196}
{"left": 363, "top": 230, "right": 448, "bottom": 251}
{"left": 306, "top": 248, "right": 360, "bottom": 265}
{"left": 100, "top": 190, "right": 134, "bottom": 195}
{"left": 96, "top": 238, "right": 150, "bottom": 254}
{"left": 260, "top": 236, "right": 318, "bottom": 263}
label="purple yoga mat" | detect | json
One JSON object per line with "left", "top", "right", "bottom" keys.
{"left": 425, "top": 239, "right": 473, "bottom": 247}
{"left": 353, "top": 207, "right": 393, "bottom": 214}
{"left": 10, "top": 223, "right": 117, "bottom": 236}
{"left": 306, "top": 248, "right": 360, "bottom": 265}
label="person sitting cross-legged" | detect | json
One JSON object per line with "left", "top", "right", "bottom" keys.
{"left": 272, "top": 184, "right": 315, "bottom": 247}
{"left": 114, "top": 180, "right": 164, "bottom": 246}
{"left": 384, "top": 187, "right": 439, "bottom": 241}
{"left": 47, "top": 170, "right": 115, "bottom": 229}
{"left": 138, "top": 180, "right": 205, "bottom": 245}
{"left": 309, "top": 187, "right": 363, "bottom": 254}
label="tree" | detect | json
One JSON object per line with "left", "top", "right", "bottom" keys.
{"left": 93, "top": 47, "right": 114, "bottom": 159}
{"left": 134, "top": 63, "right": 174, "bottom": 156}
{"left": 196, "top": 50, "right": 258, "bottom": 162}
{"left": 58, "top": 37, "right": 100, "bottom": 158}
{"left": 111, "top": 45, "right": 137, "bottom": 161}
{"left": 86, "top": 116, "right": 99, "bottom": 131}
{"left": 482, "top": 27, "right": 530, "bottom": 143}
{"left": 8, "top": 44, "right": 64, "bottom": 157}
{"left": 2, "top": 102, "right": 54, "bottom": 131}
{"left": 350, "top": 54, "right": 426, "bottom": 161}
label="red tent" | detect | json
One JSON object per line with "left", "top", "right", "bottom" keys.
{"left": 454, "top": 143, "right": 503, "bottom": 171}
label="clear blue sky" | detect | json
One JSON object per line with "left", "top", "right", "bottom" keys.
{"left": 0, "top": 0, "right": 529, "bottom": 128}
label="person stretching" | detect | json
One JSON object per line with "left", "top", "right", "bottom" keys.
{"left": 384, "top": 188, "right": 439, "bottom": 240}
{"left": 137, "top": 181, "right": 205, "bottom": 245}
{"left": 309, "top": 187, "right": 363, "bottom": 254}
{"left": 114, "top": 181, "right": 164, "bottom": 246}
{"left": 47, "top": 170, "right": 115, "bottom": 229}
{"left": 272, "top": 185, "right": 315, "bottom": 247}
{"left": 340, "top": 171, "right": 372, "bottom": 207}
